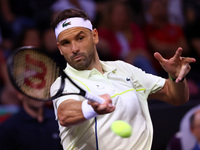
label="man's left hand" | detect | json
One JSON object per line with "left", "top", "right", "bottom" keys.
{"left": 154, "top": 47, "right": 196, "bottom": 83}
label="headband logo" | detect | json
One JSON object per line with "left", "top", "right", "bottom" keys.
{"left": 62, "top": 21, "right": 71, "bottom": 28}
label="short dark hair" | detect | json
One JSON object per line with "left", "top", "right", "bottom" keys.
{"left": 51, "top": 8, "right": 91, "bottom": 30}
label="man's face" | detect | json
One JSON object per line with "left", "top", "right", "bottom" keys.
{"left": 57, "top": 27, "right": 99, "bottom": 70}
{"left": 191, "top": 111, "right": 200, "bottom": 142}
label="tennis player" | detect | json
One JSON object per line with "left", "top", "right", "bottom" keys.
{"left": 50, "top": 8, "right": 196, "bottom": 150}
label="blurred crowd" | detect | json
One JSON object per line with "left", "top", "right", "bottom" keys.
{"left": 0, "top": 0, "right": 200, "bottom": 104}
{"left": 0, "top": 0, "right": 200, "bottom": 106}
{"left": 0, "top": 0, "right": 200, "bottom": 149}
{"left": 1, "top": 0, "right": 200, "bottom": 104}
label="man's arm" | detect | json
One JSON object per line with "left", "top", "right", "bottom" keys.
{"left": 149, "top": 78, "right": 189, "bottom": 105}
{"left": 149, "top": 47, "right": 196, "bottom": 105}
{"left": 57, "top": 94, "right": 115, "bottom": 127}
{"left": 57, "top": 99, "right": 85, "bottom": 126}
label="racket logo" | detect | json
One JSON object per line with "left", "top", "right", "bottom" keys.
{"left": 24, "top": 54, "right": 47, "bottom": 89}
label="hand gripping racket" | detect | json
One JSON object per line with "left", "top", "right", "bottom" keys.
{"left": 7, "top": 46, "right": 105, "bottom": 103}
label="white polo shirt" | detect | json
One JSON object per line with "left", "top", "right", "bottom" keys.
{"left": 50, "top": 60, "right": 165, "bottom": 150}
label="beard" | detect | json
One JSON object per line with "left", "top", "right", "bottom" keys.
{"left": 67, "top": 48, "right": 96, "bottom": 70}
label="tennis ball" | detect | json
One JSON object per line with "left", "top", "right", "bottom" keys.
{"left": 111, "top": 120, "right": 132, "bottom": 138}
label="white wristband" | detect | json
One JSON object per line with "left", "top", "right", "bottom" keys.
{"left": 82, "top": 100, "right": 97, "bottom": 119}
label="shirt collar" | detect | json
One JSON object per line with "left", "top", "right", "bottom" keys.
{"left": 64, "top": 61, "right": 117, "bottom": 78}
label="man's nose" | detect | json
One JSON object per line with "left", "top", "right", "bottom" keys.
{"left": 71, "top": 41, "right": 79, "bottom": 54}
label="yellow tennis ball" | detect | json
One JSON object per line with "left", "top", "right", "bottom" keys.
{"left": 111, "top": 120, "right": 132, "bottom": 138}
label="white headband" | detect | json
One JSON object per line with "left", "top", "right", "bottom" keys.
{"left": 55, "top": 17, "right": 93, "bottom": 40}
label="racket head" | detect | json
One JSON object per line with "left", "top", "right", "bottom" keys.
{"left": 7, "top": 46, "right": 64, "bottom": 101}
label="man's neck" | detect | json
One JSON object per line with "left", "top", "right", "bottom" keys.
{"left": 86, "top": 52, "right": 103, "bottom": 74}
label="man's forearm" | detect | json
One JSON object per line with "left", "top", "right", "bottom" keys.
{"left": 166, "top": 78, "right": 189, "bottom": 105}
{"left": 57, "top": 100, "right": 86, "bottom": 127}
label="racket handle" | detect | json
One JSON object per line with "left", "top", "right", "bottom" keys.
{"left": 85, "top": 92, "right": 105, "bottom": 104}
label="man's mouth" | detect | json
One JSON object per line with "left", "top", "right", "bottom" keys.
{"left": 72, "top": 55, "right": 84, "bottom": 61}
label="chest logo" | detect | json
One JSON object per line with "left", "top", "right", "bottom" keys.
{"left": 96, "top": 85, "right": 104, "bottom": 89}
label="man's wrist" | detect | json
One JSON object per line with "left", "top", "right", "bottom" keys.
{"left": 82, "top": 100, "right": 98, "bottom": 119}
{"left": 169, "top": 74, "right": 185, "bottom": 82}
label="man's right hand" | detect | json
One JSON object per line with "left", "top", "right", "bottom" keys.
{"left": 88, "top": 94, "right": 115, "bottom": 115}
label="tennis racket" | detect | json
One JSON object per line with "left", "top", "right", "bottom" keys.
{"left": 7, "top": 46, "right": 105, "bottom": 103}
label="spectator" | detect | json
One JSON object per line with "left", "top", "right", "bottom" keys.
{"left": 0, "top": 92, "right": 63, "bottom": 150}
{"left": 167, "top": 105, "right": 200, "bottom": 150}
{"left": 0, "top": 49, "right": 9, "bottom": 101}
{"left": 167, "top": 0, "right": 185, "bottom": 26}
{"left": 0, "top": 0, "right": 35, "bottom": 39}
{"left": 0, "top": 0, "right": 55, "bottom": 40}
{"left": 51, "top": 0, "right": 97, "bottom": 21}
{"left": 97, "top": 0, "right": 157, "bottom": 75}
{"left": 0, "top": 49, "right": 9, "bottom": 89}
{"left": 143, "top": 0, "right": 185, "bottom": 26}
{"left": 190, "top": 109, "right": 200, "bottom": 150}
{"left": 41, "top": 28, "right": 66, "bottom": 69}
{"left": 0, "top": 27, "right": 41, "bottom": 105}
{"left": 183, "top": 1, "right": 200, "bottom": 83}
{"left": 0, "top": 47, "right": 19, "bottom": 105}
{"left": 144, "top": 0, "right": 189, "bottom": 76}
{"left": 14, "top": 27, "right": 41, "bottom": 48}
{"left": 0, "top": 14, "right": 14, "bottom": 58}
{"left": 167, "top": 132, "right": 182, "bottom": 150}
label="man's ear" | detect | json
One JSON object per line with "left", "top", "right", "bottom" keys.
{"left": 92, "top": 29, "right": 99, "bottom": 44}
{"left": 57, "top": 42, "right": 63, "bottom": 55}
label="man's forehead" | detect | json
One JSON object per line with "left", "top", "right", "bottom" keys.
{"left": 58, "top": 27, "right": 89, "bottom": 41}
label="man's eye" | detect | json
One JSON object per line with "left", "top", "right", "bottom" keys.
{"left": 78, "top": 36, "right": 84, "bottom": 40}
{"left": 61, "top": 41, "right": 69, "bottom": 45}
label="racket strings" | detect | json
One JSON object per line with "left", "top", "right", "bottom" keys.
{"left": 12, "top": 49, "right": 60, "bottom": 100}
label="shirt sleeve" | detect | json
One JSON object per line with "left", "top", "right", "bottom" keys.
{"left": 50, "top": 77, "right": 84, "bottom": 119}
{"left": 134, "top": 69, "right": 166, "bottom": 95}
{"left": 115, "top": 60, "right": 166, "bottom": 95}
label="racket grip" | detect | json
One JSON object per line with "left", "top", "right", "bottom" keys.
{"left": 85, "top": 92, "right": 105, "bottom": 104}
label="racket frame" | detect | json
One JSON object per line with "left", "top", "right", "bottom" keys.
{"left": 7, "top": 46, "right": 103, "bottom": 103}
